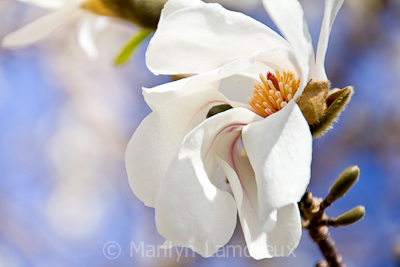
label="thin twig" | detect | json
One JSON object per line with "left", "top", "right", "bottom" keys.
{"left": 299, "top": 191, "right": 345, "bottom": 267}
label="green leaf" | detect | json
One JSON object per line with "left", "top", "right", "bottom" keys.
{"left": 113, "top": 29, "right": 152, "bottom": 65}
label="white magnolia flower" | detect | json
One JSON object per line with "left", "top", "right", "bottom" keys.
{"left": 2, "top": 0, "right": 110, "bottom": 59}
{"left": 125, "top": 0, "right": 343, "bottom": 259}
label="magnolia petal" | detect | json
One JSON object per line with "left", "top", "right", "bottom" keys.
{"left": 160, "top": 0, "right": 204, "bottom": 21}
{"left": 2, "top": 3, "right": 84, "bottom": 48}
{"left": 215, "top": 134, "right": 302, "bottom": 259}
{"left": 125, "top": 90, "right": 230, "bottom": 207}
{"left": 265, "top": 203, "right": 302, "bottom": 257}
{"left": 261, "top": 0, "right": 314, "bottom": 80}
{"left": 218, "top": 73, "right": 257, "bottom": 105}
{"left": 18, "top": 0, "right": 66, "bottom": 9}
{"left": 215, "top": 132, "right": 265, "bottom": 258}
{"left": 143, "top": 78, "right": 191, "bottom": 111}
{"left": 146, "top": 0, "right": 290, "bottom": 75}
{"left": 143, "top": 58, "right": 253, "bottom": 110}
{"left": 242, "top": 101, "right": 312, "bottom": 231}
{"left": 76, "top": 16, "right": 109, "bottom": 59}
{"left": 314, "top": 0, "right": 344, "bottom": 80}
{"left": 206, "top": 0, "right": 260, "bottom": 11}
{"left": 155, "top": 108, "right": 260, "bottom": 257}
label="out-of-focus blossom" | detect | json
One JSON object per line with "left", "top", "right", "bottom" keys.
{"left": 2, "top": 0, "right": 261, "bottom": 60}
{"left": 2, "top": 0, "right": 112, "bottom": 59}
{"left": 126, "top": 0, "right": 343, "bottom": 259}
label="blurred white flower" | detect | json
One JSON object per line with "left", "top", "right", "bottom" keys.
{"left": 2, "top": 0, "right": 261, "bottom": 60}
{"left": 127, "top": 0, "right": 343, "bottom": 259}
{"left": 2, "top": 0, "right": 111, "bottom": 59}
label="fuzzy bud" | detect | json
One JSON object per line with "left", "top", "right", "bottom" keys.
{"left": 328, "top": 166, "right": 360, "bottom": 203}
{"left": 316, "top": 260, "right": 328, "bottom": 267}
{"left": 296, "top": 79, "right": 329, "bottom": 126}
{"left": 335, "top": 206, "right": 365, "bottom": 227}
{"left": 311, "top": 86, "right": 354, "bottom": 138}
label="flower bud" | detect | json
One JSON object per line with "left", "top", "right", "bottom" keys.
{"left": 296, "top": 79, "right": 329, "bottom": 126}
{"left": 310, "top": 86, "right": 354, "bottom": 138}
{"left": 316, "top": 260, "right": 328, "bottom": 267}
{"left": 328, "top": 166, "right": 360, "bottom": 203}
{"left": 335, "top": 206, "right": 365, "bottom": 227}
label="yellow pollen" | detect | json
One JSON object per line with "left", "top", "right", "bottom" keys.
{"left": 247, "top": 69, "right": 300, "bottom": 118}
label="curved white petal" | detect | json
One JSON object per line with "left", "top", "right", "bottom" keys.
{"left": 77, "top": 16, "right": 109, "bottom": 59}
{"left": 155, "top": 108, "right": 261, "bottom": 257}
{"left": 265, "top": 203, "right": 302, "bottom": 257}
{"left": 218, "top": 73, "right": 257, "bottom": 105}
{"left": 262, "top": 0, "right": 314, "bottom": 80}
{"left": 160, "top": 0, "right": 204, "bottom": 21}
{"left": 2, "top": 3, "right": 84, "bottom": 48}
{"left": 215, "top": 134, "right": 302, "bottom": 259}
{"left": 18, "top": 0, "right": 66, "bottom": 9}
{"left": 146, "top": 0, "right": 291, "bottom": 75}
{"left": 242, "top": 101, "right": 312, "bottom": 231}
{"left": 145, "top": 47, "right": 307, "bottom": 111}
{"left": 125, "top": 90, "right": 230, "bottom": 207}
{"left": 143, "top": 58, "right": 253, "bottom": 110}
{"left": 215, "top": 132, "right": 265, "bottom": 258}
{"left": 206, "top": 0, "right": 260, "bottom": 11}
{"left": 314, "top": 0, "right": 344, "bottom": 80}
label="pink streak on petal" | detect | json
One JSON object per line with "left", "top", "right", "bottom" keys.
{"left": 182, "top": 100, "right": 228, "bottom": 139}
{"left": 203, "top": 123, "right": 247, "bottom": 160}
{"left": 230, "top": 135, "right": 258, "bottom": 218}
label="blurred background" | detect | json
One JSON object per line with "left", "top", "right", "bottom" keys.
{"left": 0, "top": 0, "right": 400, "bottom": 266}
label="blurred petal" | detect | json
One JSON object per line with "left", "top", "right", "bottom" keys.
{"left": 146, "top": 0, "right": 290, "bottom": 75}
{"left": 18, "top": 0, "right": 66, "bottom": 9}
{"left": 242, "top": 101, "right": 312, "bottom": 231}
{"left": 2, "top": 3, "right": 84, "bottom": 48}
{"left": 215, "top": 134, "right": 301, "bottom": 259}
{"left": 262, "top": 0, "right": 314, "bottom": 80}
{"left": 143, "top": 58, "right": 253, "bottom": 110}
{"left": 314, "top": 0, "right": 344, "bottom": 80}
{"left": 77, "top": 16, "right": 109, "bottom": 59}
{"left": 125, "top": 90, "right": 230, "bottom": 207}
{"left": 155, "top": 108, "right": 260, "bottom": 257}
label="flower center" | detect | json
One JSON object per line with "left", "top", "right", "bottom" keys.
{"left": 248, "top": 70, "right": 300, "bottom": 118}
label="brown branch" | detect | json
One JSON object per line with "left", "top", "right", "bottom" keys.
{"left": 299, "top": 190, "right": 346, "bottom": 267}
